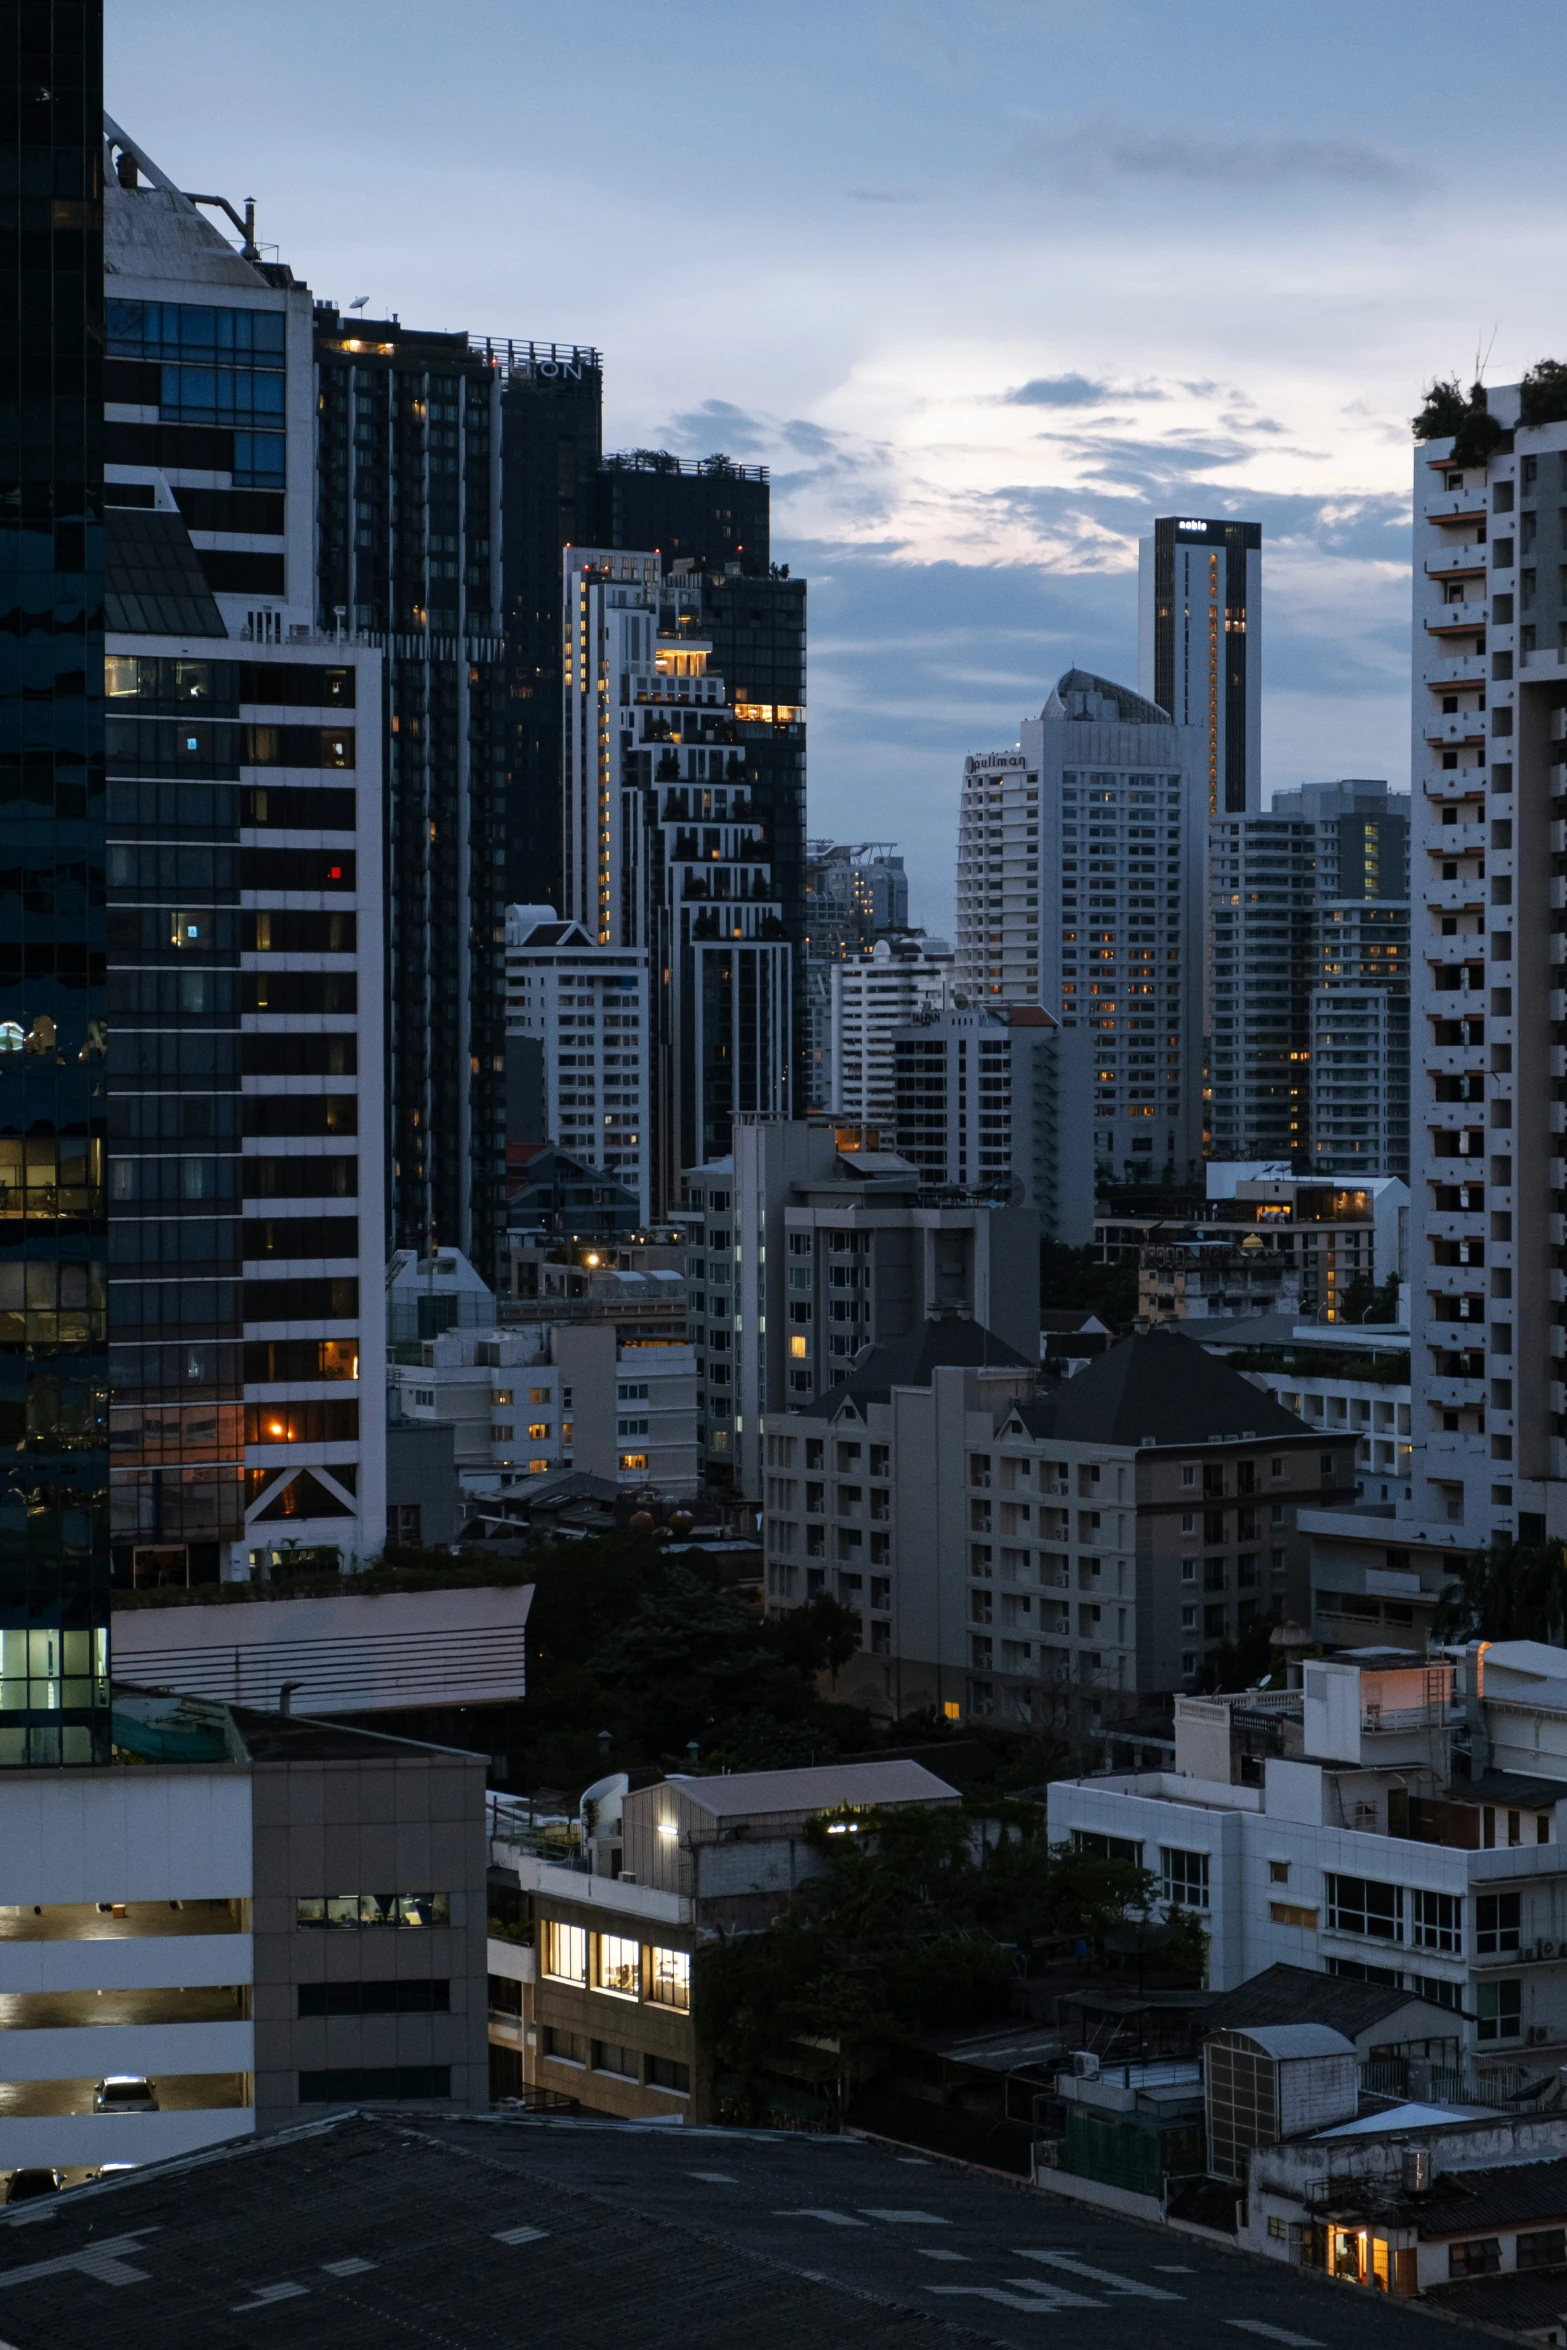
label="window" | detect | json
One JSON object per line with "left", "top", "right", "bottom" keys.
{"left": 1476, "top": 1980, "right": 1521, "bottom": 2041}
{"left": 591, "top": 2040, "right": 639, "bottom": 2079}
{"left": 299, "top": 2065, "right": 450, "bottom": 2103}
{"left": 530, "top": 1386, "right": 551, "bottom": 1404}
{"left": 1072, "top": 1830, "right": 1143, "bottom": 1866}
{"left": 303, "top": 1980, "right": 451, "bottom": 2017}
{"left": 1412, "top": 1888, "right": 1462, "bottom": 1954}
{"left": 619, "top": 1452, "right": 648, "bottom": 1471}
{"left": 647, "top": 1946, "right": 690, "bottom": 2011}
{"left": 617, "top": 1382, "right": 649, "bottom": 1403}
{"left": 1180, "top": 1557, "right": 1197, "bottom": 1584}
{"left": 617, "top": 1418, "right": 649, "bottom": 1437}
{"left": 296, "top": 1893, "right": 450, "bottom": 1930}
{"left": 528, "top": 1422, "right": 549, "bottom": 1440}
{"left": 646, "top": 2054, "right": 690, "bottom": 2095}
{"left": 1160, "top": 1847, "right": 1209, "bottom": 1910}
{"left": 1518, "top": 2229, "right": 1567, "bottom": 2271}
{"left": 1476, "top": 1890, "right": 1521, "bottom": 1954}
{"left": 595, "top": 1934, "right": 640, "bottom": 1999}
{"left": 1448, "top": 2239, "right": 1502, "bottom": 2278}
{"left": 1270, "top": 1902, "right": 1319, "bottom": 1929}
{"left": 541, "top": 2026, "right": 585, "bottom": 2067}
{"left": 542, "top": 1921, "right": 587, "bottom": 1983}
{"left": 1326, "top": 1874, "right": 1402, "bottom": 1942}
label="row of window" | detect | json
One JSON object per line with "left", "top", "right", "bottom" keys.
{"left": 540, "top": 2028, "right": 689, "bottom": 2095}
{"left": 297, "top": 1894, "right": 449, "bottom": 1930}
{"left": 540, "top": 1923, "right": 690, "bottom": 2009}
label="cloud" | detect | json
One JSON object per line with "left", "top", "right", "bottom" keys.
{"left": 847, "top": 188, "right": 925, "bottom": 205}
{"left": 1003, "top": 116, "right": 1418, "bottom": 201}
{"left": 1005, "top": 372, "right": 1115, "bottom": 408}
{"left": 662, "top": 397, "right": 770, "bottom": 454}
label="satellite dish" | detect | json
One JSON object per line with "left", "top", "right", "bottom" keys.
{"left": 349, "top": 295, "right": 369, "bottom": 312}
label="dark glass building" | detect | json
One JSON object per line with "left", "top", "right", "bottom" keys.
{"left": 497, "top": 345, "right": 602, "bottom": 918}
{"left": 0, "top": 1, "right": 111, "bottom": 1763}
{"left": 314, "top": 311, "right": 509, "bottom": 1279}
{"left": 1142, "top": 515, "right": 1262, "bottom": 816}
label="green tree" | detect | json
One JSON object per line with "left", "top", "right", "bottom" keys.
{"left": 1435, "top": 1538, "right": 1567, "bottom": 1644}
{"left": 1520, "top": 360, "right": 1567, "bottom": 429}
{"left": 1040, "top": 1239, "right": 1138, "bottom": 1334}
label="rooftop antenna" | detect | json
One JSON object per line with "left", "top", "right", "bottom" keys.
{"left": 349, "top": 295, "right": 369, "bottom": 313}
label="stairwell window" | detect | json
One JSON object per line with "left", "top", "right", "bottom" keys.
{"left": 1159, "top": 1847, "right": 1209, "bottom": 1910}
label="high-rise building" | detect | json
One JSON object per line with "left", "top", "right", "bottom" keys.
{"left": 595, "top": 450, "right": 768, "bottom": 576}
{"left": 502, "top": 903, "right": 650, "bottom": 1224}
{"left": 1208, "top": 782, "right": 1410, "bottom": 1177}
{"left": 1407, "top": 380, "right": 1566, "bottom": 1544}
{"left": 958, "top": 670, "right": 1208, "bottom": 1183}
{"left": 829, "top": 933, "right": 954, "bottom": 1129}
{"left": 891, "top": 1002, "right": 1094, "bottom": 1239}
{"left": 101, "top": 130, "right": 387, "bottom": 1584}
{"left": 560, "top": 549, "right": 794, "bottom": 1212}
{"left": 805, "top": 841, "right": 909, "bottom": 1108}
{"left": 313, "top": 309, "right": 508, "bottom": 1280}
{"left": 0, "top": 4, "right": 111, "bottom": 1766}
{"left": 1138, "top": 515, "right": 1262, "bottom": 816}
{"left": 681, "top": 1118, "right": 1038, "bottom": 1496}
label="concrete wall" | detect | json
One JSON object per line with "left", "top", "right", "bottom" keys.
{"left": 250, "top": 1747, "right": 489, "bottom": 2130}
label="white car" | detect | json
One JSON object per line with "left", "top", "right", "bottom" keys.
{"left": 93, "top": 2076, "right": 159, "bottom": 2114}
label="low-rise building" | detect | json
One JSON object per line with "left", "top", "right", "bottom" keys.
{"left": 1101, "top": 1164, "right": 1410, "bottom": 1326}
{"left": 1197, "top": 1314, "right": 1413, "bottom": 1509}
{"left": 1138, "top": 1240, "right": 1302, "bottom": 1326}
{"left": 0, "top": 1692, "right": 488, "bottom": 2185}
{"left": 1046, "top": 1640, "right": 1567, "bottom": 2057}
{"left": 488, "top": 1759, "right": 959, "bottom": 2121}
{"left": 763, "top": 1323, "right": 1354, "bottom": 1740}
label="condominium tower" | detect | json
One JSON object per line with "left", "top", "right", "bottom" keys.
{"left": 956, "top": 670, "right": 1208, "bottom": 1182}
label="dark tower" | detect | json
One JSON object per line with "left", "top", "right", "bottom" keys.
{"left": 0, "top": 0, "right": 111, "bottom": 1763}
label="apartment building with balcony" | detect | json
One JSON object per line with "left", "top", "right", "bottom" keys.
{"left": 828, "top": 932, "right": 955, "bottom": 1127}
{"left": 891, "top": 1001, "right": 1093, "bottom": 1240}
{"left": 1047, "top": 1640, "right": 1567, "bottom": 2057}
{"left": 1408, "top": 380, "right": 1567, "bottom": 1545}
{"left": 487, "top": 1759, "right": 958, "bottom": 2120}
{"left": 762, "top": 1324, "right": 1355, "bottom": 1739}
{"left": 0, "top": 1691, "right": 488, "bottom": 2187}
{"left": 1196, "top": 1315, "right": 1412, "bottom": 1509}
{"left": 1101, "top": 1164, "right": 1409, "bottom": 1325}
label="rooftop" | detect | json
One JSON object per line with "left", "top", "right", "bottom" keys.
{"left": 811, "top": 1315, "right": 1032, "bottom": 1415}
{"left": 1006, "top": 1328, "right": 1315, "bottom": 1449}
{"left": 1203, "top": 1963, "right": 1465, "bottom": 2044}
{"left": 0, "top": 2108, "right": 1456, "bottom": 2350}
{"left": 667, "top": 1758, "right": 960, "bottom": 1818}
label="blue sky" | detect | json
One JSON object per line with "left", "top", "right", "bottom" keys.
{"left": 111, "top": 0, "right": 1567, "bottom": 931}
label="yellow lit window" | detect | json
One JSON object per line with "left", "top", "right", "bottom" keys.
{"left": 647, "top": 1946, "right": 690, "bottom": 2011}
{"left": 596, "top": 1934, "right": 640, "bottom": 1999}
{"left": 528, "top": 1458, "right": 549, "bottom": 1474}
{"left": 528, "top": 1423, "right": 549, "bottom": 1440}
{"left": 620, "top": 1452, "right": 648, "bottom": 1471}
{"left": 942, "top": 1700, "right": 961, "bottom": 1721}
{"left": 542, "top": 1921, "right": 586, "bottom": 1983}
{"left": 789, "top": 1334, "right": 808, "bottom": 1358}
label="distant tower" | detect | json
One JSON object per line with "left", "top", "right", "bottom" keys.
{"left": 1139, "top": 517, "right": 1262, "bottom": 816}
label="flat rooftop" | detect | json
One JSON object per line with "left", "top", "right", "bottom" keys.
{"left": 0, "top": 2108, "right": 1476, "bottom": 2349}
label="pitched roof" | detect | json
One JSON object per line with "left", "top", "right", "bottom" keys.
{"left": 666, "top": 1759, "right": 960, "bottom": 1818}
{"left": 811, "top": 1316, "right": 1032, "bottom": 1414}
{"left": 1203, "top": 1962, "right": 1462, "bottom": 2042}
{"left": 1213, "top": 2022, "right": 1355, "bottom": 2060}
{"left": 1371, "top": 2157, "right": 1567, "bottom": 2238}
{"left": 1000, "top": 1326, "right": 1311, "bottom": 1448}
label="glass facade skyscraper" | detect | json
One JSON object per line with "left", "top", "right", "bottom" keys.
{"left": 0, "top": 2, "right": 111, "bottom": 1762}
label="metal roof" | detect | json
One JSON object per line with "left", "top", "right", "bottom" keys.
{"left": 665, "top": 1759, "right": 960, "bottom": 1818}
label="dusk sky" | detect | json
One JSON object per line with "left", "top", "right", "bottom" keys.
{"left": 110, "top": 0, "right": 1567, "bottom": 933}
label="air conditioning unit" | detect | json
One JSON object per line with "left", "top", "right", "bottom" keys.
{"left": 1530, "top": 2026, "right": 1551, "bottom": 2045}
{"left": 1542, "top": 1940, "right": 1559, "bottom": 1960}
{"left": 1072, "top": 2050, "right": 1101, "bottom": 2080}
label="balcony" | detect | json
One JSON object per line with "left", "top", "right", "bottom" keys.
{"left": 1423, "top": 655, "right": 1487, "bottom": 690}
{"left": 1424, "top": 489, "right": 1489, "bottom": 526}
{"left": 1425, "top": 876, "right": 1485, "bottom": 913}
{"left": 1425, "top": 1263, "right": 1486, "bottom": 1299}
{"left": 1425, "top": 543, "right": 1488, "bottom": 580}
{"left": 1423, "top": 713, "right": 1486, "bottom": 747}
{"left": 1426, "top": 601, "right": 1489, "bottom": 635}
{"left": 1424, "top": 819, "right": 1485, "bottom": 853}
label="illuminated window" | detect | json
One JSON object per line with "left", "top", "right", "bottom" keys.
{"left": 619, "top": 1452, "right": 648, "bottom": 1471}
{"left": 790, "top": 1334, "right": 807, "bottom": 1358}
{"left": 595, "top": 1934, "right": 640, "bottom": 1999}
{"left": 542, "top": 1921, "right": 586, "bottom": 1983}
{"left": 647, "top": 1946, "right": 690, "bottom": 2011}
{"left": 528, "top": 1423, "right": 549, "bottom": 1440}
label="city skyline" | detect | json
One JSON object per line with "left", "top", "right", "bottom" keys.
{"left": 107, "top": 0, "right": 1567, "bottom": 935}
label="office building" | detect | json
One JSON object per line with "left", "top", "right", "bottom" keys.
{"left": 0, "top": 1694, "right": 488, "bottom": 2173}
{"left": 805, "top": 840, "right": 909, "bottom": 1107}
{"left": 1209, "top": 782, "right": 1410, "bottom": 1177}
{"left": 1046, "top": 1639, "right": 1567, "bottom": 2052}
{"left": 1406, "top": 379, "right": 1567, "bottom": 1542}
{"left": 829, "top": 932, "right": 954, "bottom": 1128}
{"left": 761, "top": 1326, "right": 1352, "bottom": 1736}
{"left": 891, "top": 1002, "right": 1094, "bottom": 1239}
{"left": 1138, "top": 515, "right": 1262, "bottom": 816}
{"left": 503, "top": 902, "right": 650, "bottom": 1223}
{"left": 560, "top": 549, "right": 794, "bottom": 1211}
{"left": 958, "top": 670, "right": 1208, "bottom": 1182}
{"left": 313, "top": 308, "right": 507, "bottom": 1281}
{"left": 681, "top": 1118, "right": 1038, "bottom": 1496}
{"left": 0, "top": 7, "right": 111, "bottom": 1766}
{"left": 102, "top": 134, "right": 387, "bottom": 1585}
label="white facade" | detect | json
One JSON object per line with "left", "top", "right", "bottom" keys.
{"left": 828, "top": 934, "right": 954, "bottom": 1129}
{"left": 958, "top": 672, "right": 1209, "bottom": 1182}
{"left": 503, "top": 903, "right": 650, "bottom": 1220}
{"left": 1047, "top": 1646, "right": 1567, "bottom": 2054}
{"left": 0, "top": 1767, "right": 256, "bottom": 2171}
{"left": 1407, "top": 384, "right": 1567, "bottom": 1543}
{"left": 389, "top": 1320, "right": 697, "bottom": 1498}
